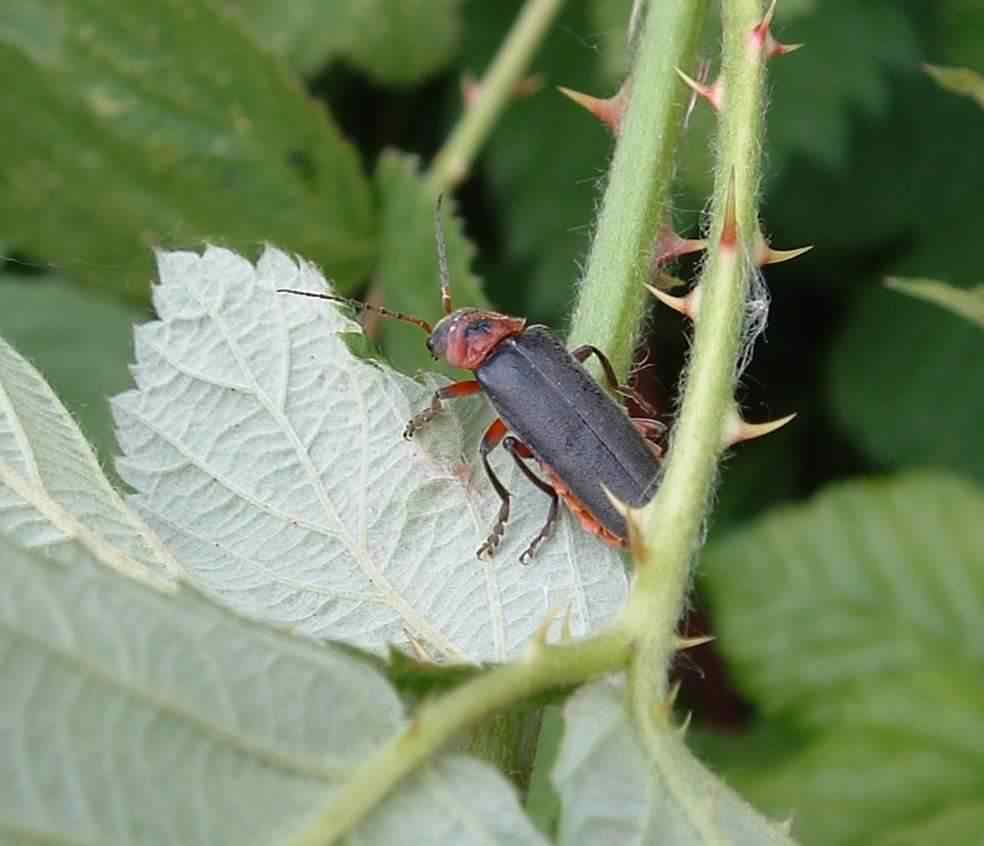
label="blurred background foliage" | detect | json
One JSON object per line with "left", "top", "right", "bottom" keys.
{"left": 1, "top": 1, "right": 983, "bottom": 844}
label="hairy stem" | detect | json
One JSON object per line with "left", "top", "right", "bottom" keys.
{"left": 289, "top": 2, "right": 779, "bottom": 841}
{"left": 620, "top": 0, "right": 771, "bottom": 733}
{"left": 289, "top": 630, "right": 633, "bottom": 846}
{"left": 566, "top": 0, "right": 708, "bottom": 379}
{"left": 428, "top": 0, "right": 565, "bottom": 194}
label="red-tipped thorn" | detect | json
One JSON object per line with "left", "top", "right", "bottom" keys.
{"left": 754, "top": 233, "right": 813, "bottom": 266}
{"left": 646, "top": 283, "right": 702, "bottom": 321}
{"left": 723, "top": 409, "right": 797, "bottom": 448}
{"left": 720, "top": 171, "right": 738, "bottom": 250}
{"left": 558, "top": 79, "right": 629, "bottom": 135}
{"left": 463, "top": 72, "right": 543, "bottom": 107}
{"left": 653, "top": 226, "right": 707, "bottom": 267}
{"left": 749, "top": 0, "right": 803, "bottom": 59}
{"left": 675, "top": 66, "right": 723, "bottom": 111}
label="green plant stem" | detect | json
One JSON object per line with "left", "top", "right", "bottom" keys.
{"left": 288, "top": 3, "right": 776, "bottom": 840}
{"left": 566, "top": 0, "right": 708, "bottom": 380}
{"left": 289, "top": 629, "right": 633, "bottom": 846}
{"left": 620, "top": 0, "right": 770, "bottom": 734}
{"left": 427, "top": 0, "right": 565, "bottom": 194}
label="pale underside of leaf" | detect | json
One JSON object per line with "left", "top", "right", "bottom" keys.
{"left": 551, "top": 682, "right": 798, "bottom": 845}
{"left": 113, "top": 247, "right": 629, "bottom": 662}
{"left": 0, "top": 536, "right": 403, "bottom": 845}
{"left": 347, "top": 756, "right": 549, "bottom": 846}
{"left": 0, "top": 335, "right": 178, "bottom": 588}
{"left": 0, "top": 535, "right": 549, "bottom": 846}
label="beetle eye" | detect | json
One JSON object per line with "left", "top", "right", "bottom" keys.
{"left": 425, "top": 337, "right": 436, "bottom": 358}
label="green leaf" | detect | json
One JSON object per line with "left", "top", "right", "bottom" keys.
{"left": 702, "top": 473, "right": 984, "bottom": 845}
{"left": 874, "top": 801, "right": 984, "bottom": 846}
{"left": 886, "top": 277, "right": 984, "bottom": 329}
{"left": 0, "top": 332, "right": 177, "bottom": 585}
{"left": 525, "top": 706, "right": 564, "bottom": 836}
{"left": 827, "top": 283, "right": 984, "bottom": 483}
{"left": 924, "top": 64, "right": 984, "bottom": 109}
{"left": 937, "top": 0, "right": 984, "bottom": 68}
{"left": 767, "top": 3, "right": 918, "bottom": 173}
{"left": 551, "top": 682, "right": 798, "bottom": 844}
{"left": 736, "top": 715, "right": 982, "bottom": 846}
{"left": 373, "top": 150, "right": 488, "bottom": 376}
{"left": 771, "top": 63, "right": 984, "bottom": 257}
{"left": 222, "top": 0, "right": 463, "bottom": 83}
{"left": 460, "top": 1, "right": 614, "bottom": 323}
{"left": 704, "top": 472, "right": 984, "bottom": 716}
{"left": 680, "top": 2, "right": 919, "bottom": 203}
{"left": 113, "top": 247, "right": 630, "bottom": 662}
{"left": 0, "top": 0, "right": 373, "bottom": 299}
{"left": 0, "top": 275, "right": 140, "bottom": 464}
{"left": 588, "top": 0, "right": 635, "bottom": 82}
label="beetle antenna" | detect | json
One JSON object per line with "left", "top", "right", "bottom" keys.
{"left": 435, "top": 195, "right": 453, "bottom": 315}
{"left": 277, "top": 289, "right": 433, "bottom": 334}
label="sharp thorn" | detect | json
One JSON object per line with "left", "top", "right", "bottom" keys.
{"left": 676, "top": 634, "right": 715, "bottom": 650}
{"left": 754, "top": 232, "right": 813, "bottom": 266}
{"left": 557, "top": 81, "right": 628, "bottom": 134}
{"left": 645, "top": 283, "right": 701, "bottom": 320}
{"left": 675, "top": 66, "right": 722, "bottom": 110}
{"left": 724, "top": 410, "right": 797, "bottom": 447}
{"left": 676, "top": 710, "right": 693, "bottom": 737}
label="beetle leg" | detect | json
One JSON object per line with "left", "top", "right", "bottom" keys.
{"left": 404, "top": 380, "right": 481, "bottom": 439}
{"left": 631, "top": 417, "right": 667, "bottom": 459}
{"left": 571, "top": 344, "right": 661, "bottom": 419}
{"left": 476, "top": 419, "right": 511, "bottom": 560}
{"left": 503, "top": 436, "right": 560, "bottom": 565}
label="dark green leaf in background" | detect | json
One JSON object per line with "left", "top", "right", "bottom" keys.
{"left": 874, "top": 801, "right": 984, "bottom": 846}
{"left": 678, "top": 2, "right": 919, "bottom": 205}
{"left": 701, "top": 472, "right": 984, "bottom": 845}
{"left": 767, "top": 3, "right": 918, "bottom": 175}
{"left": 827, "top": 280, "right": 984, "bottom": 485}
{"left": 0, "top": 274, "right": 138, "bottom": 466}
{"left": 460, "top": 1, "right": 616, "bottom": 325}
{"left": 588, "top": 0, "right": 635, "bottom": 83}
{"left": 771, "top": 60, "right": 984, "bottom": 258}
{"left": 0, "top": 0, "right": 373, "bottom": 301}
{"left": 938, "top": 0, "right": 984, "bottom": 68}
{"left": 373, "top": 150, "right": 487, "bottom": 376}
{"left": 222, "top": 0, "right": 463, "bottom": 83}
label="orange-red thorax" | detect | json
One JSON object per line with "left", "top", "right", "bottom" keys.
{"left": 428, "top": 309, "right": 526, "bottom": 370}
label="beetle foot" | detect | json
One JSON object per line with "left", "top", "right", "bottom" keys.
{"left": 477, "top": 501, "right": 510, "bottom": 559}
{"left": 403, "top": 399, "right": 442, "bottom": 439}
{"left": 519, "top": 531, "right": 548, "bottom": 565}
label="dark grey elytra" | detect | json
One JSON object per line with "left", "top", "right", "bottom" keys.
{"left": 279, "top": 198, "right": 664, "bottom": 563}
{"left": 475, "top": 326, "right": 662, "bottom": 543}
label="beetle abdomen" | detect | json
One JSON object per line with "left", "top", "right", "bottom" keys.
{"left": 476, "top": 327, "right": 660, "bottom": 540}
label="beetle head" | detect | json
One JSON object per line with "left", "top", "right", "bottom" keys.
{"left": 428, "top": 309, "right": 526, "bottom": 370}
